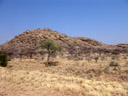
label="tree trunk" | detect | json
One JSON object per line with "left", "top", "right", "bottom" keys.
{"left": 46, "top": 54, "right": 50, "bottom": 67}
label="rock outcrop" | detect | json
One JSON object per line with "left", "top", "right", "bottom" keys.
{"left": 0, "top": 28, "right": 128, "bottom": 59}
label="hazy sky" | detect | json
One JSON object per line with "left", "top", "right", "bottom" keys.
{"left": 0, "top": 0, "right": 128, "bottom": 44}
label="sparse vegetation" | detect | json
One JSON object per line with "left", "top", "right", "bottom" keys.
{"left": 0, "top": 57, "right": 128, "bottom": 96}
{"left": 111, "top": 56, "right": 116, "bottom": 60}
{"left": 94, "top": 56, "right": 99, "bottom": 63}
{"left": 41, "top": 41, "right": 62, "bottom": 66}
{"left": 104, "top": 66, "right": 113, "bottom": 74}
{"left": 86, "top": 57, "right": 92, "bottom": 62}
{"left": 109, "top": 61, "right": 119, "bottom": 67}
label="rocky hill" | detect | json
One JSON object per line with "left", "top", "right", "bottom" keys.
{"left": 0, "top": 28, "right": 128, "bottom": 59}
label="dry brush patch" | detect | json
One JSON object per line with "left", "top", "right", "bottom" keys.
{"left": 6, "top": 57, "right": 128, "bottom": 81}
{"left": 0, "top": 66, "right": 128, "bottom": 96}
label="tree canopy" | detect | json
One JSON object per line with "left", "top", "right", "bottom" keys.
{"left": 41, "top": 41, "right": 62, "bottom": 66}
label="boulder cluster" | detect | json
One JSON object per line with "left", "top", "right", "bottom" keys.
{"left": 0, "top": 28, "right": 128, "bottom": 59}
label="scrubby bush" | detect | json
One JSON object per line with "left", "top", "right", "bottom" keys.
{"left": 109, "top": 61, "right": 119, "bottom": 67}
{"left": 111, "top": 56, "right": 116, "bottom": 60}
{"left": 94, "top": 57, "right": 99, "bottom": 63}
{"left": 0, "top": 53, "right": 8, "bottom": 67}
{"left": 86, "top": 57, "right": 92, "bottom": 62}
{"left": 104, "top": 66, "right": 113, "bottom": 74}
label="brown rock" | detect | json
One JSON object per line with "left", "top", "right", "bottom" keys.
{"left": 0, "top": 28, "right": 128, "bottom": 59}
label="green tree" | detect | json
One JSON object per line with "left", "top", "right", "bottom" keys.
{"left": 41, "top": 41, "right": 62, "bottom": 67}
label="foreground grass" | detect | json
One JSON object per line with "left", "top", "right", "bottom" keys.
{"left": 0, "top": 56, "right": 128, "bottom": 96}
{"left": 0, "top": 66, "right": 128, "bottom": 96}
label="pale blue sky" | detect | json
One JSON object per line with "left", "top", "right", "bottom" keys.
{"left": 0, "top": 0, "right": 128, "bottom": 44}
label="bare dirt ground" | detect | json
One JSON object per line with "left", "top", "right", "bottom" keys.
{"left": 0, "top": 56, "right": 128, "bottom": 96}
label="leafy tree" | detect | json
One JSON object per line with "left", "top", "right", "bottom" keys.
{"left": 41, "top": 41, "right": 62, "bottom": 66}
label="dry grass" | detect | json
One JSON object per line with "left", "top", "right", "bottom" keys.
{"left": 0, "top": 56, "right": 128, "bottom": 96}
{"left": 0, "top": 67, "right": 127, "bottom": 96}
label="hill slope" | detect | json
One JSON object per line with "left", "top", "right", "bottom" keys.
{"left": 0, "top": 28, "right": 128, "bottom": 59}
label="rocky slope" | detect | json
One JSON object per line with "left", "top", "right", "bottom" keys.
{"left": 0, "top": 28, "right": 128, "bottom": 59}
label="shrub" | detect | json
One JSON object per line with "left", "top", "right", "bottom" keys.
{"left": 109, "top": 61, "right": 119, "bottom": 67}
{"left": 94, "top": 57, "right": 99, "bottom": 63}
{"left": 104, "top": 66, "right": 113, "bottom": 74}
{"left": 0, "top": 53, "right": 8, "bottom": 67}
{"left": 111, "top": 56, "right": 116, "bottom": 60}
{"left": 86, "top": 57, "right": 92, "bottom": 62}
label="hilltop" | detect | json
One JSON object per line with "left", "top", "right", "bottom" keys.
{"left": 0, "top": 28, "right": 128, "bottom": 59}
